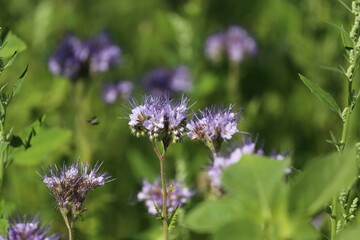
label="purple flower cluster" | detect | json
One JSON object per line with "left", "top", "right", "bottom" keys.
{"left": 0, "top": 215, "right": 59, "bottom": 240}
{"left": 208, "top": 137, "right": 287, "bottom": 188}
{"left": 128, "top": 95, "right": 189, "bottom": 143}
{"left": 205, "top": 26, "right": 256, "bottom": 63}
{"left": 137, "top": 179, "right": 194, "bottom": 215}
{"left": 102, "top": 81, "right": 133, "bottom": 104}
{"left": 49, "top": 33, "right": 121, "bottom": 80}
{"left": 42, "top": 161, "right": 110, "bottom": 220}
{"left": 142, "top": 66, "right": 191, "bottom": 96}
{"left": 187, "top": 105, "right": 242, "bottom": 153}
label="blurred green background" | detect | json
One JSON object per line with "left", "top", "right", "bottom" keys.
{"left": 0, "top": 0, "right": 359, "bottom": 239}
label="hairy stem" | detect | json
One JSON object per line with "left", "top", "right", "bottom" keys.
{"left": 153, "top": 141, "right": 169, "bottom": 240}
{"left": 60, "top": 210, "right": 73, "bottom": 240}
{"left": 331, "top": 81, "right": 353, "bottom": 240}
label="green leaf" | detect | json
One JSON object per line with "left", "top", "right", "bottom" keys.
{"left": 126, "top": 150, "right": 156, "bottom": 181}
{"left": 336, "top": 223, "right": 360, "bottom": 240}
{"left": 184, "top": 198, "right": 246, "bottom": 233}
{"left": 289, "top": 146, "right": 357, "bottom": 216}
{"left": 299, "top": 74, "right": 342, "bottom": 117}
{"left": 0, "top": 31, "right": 26, "bottom": 58}
{"left": 320, "top": 65, "right": 345, "bottom": 75}
{"left": 338, "top": 0, "right": 353, "bottom": 13}
{"left": 341, "top": 24, "right": 354, "bottom": 50}
{"left": 324, "top": 20, "right": 352, "bottom": 41}
{"left": 222, "top": 155, "right": 289, "bottom": 219}
{"left": 214, "top": 219, "right": 261, "bottom": 240}
{"left": 11, "top": 64, "right": 28, "bottom": 99}
{"left": 3, "top": 51, "right": 17, "bottom": 69}
{"left": 12, "top": 127, "right": 72, "bottom": 166}
{"left": 0, "top": 218, "right": 8, "bottom": 237}
{"left": 152, "top": 199, "right": 162, "bottom": 219}
{"left": 12, "top": 115, "right": 46, "bottom": 148}
{"left": 168, "top": 205, "right": 179, "bottom": 231}
{"left": 0, "top": 142, "right": 9, "bottom": 155}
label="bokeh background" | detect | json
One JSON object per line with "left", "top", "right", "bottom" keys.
{"left": 1, "top": 0, "right": 359, "bottom": 239}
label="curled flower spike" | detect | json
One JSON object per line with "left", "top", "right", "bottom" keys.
{"left": 41, "top": 160, "right": 111, "bottom": 221}
{"left": 142, "top": 66, "right": 191, "bottom": 97}
{"left": 0, "top": 214, "right": 59, "bottom": 240}
{"left": 187, "top": 105, "right": 242, "bottom": 154}
{"left": 205, "top": 26, "right": 256, "bottom": 64}
{"left": 126, "top": 95, "right": 190, "bottom": 145}
{"left": 208, "top": 136, "right": 288, "bottom": 188}
{"left": 49, "top": 33, "right": 121, "bottom": 80}
{"left": 137, "top": 179, "right": 195, "bottom": 216}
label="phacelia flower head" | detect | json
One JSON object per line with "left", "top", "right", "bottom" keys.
{"left": 0, "top": 215, "right": 59, "bottom": 240}
{"left": 187, "top": 105, "right": 242, "bottom": 154}
{"left": 137, "top": 179, "right": 195, "bottom": 215}
{"left": 208, "top": 136, "right": 288, "bottom": 188}
{"left": 204, "top": 32, "right": 226, "bottom": 63}
{"left": 205, "top": 26, "right": 256, "bottom": 64}
{"left": 142, "top": 66, "right": 191, "bottom": 96}
{"left": 41, "top": 160, "right": 111, "bottom": 221}
{"left": 127, "top": 95, "right": 190, "bottom": 144}
{"left": 49, "top": 33, "right": 121, "bottom": 80}
{"left": 102, "top": 81, "right": 133, "bottom": 104}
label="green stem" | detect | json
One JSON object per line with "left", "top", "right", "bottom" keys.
{"left": 0, "top": 115, "right": 6, "bottom": 199}
{"left": 331, "top": 196, "right": 337, "bottom": 240}
{"left": 228, "top": 61, "right": 240, "bottom": 103}
{"left": 153, "top": 141, "right": 169, "bottom": 240}
{"left": 72, "top": 82, "right": 92, "bottom": 161}
{"left": 331, "top": 81, "right": 353, "bottom": 240}
{"left": 0, "top": 150, "right": 4, "bottom": 199}
{"left": 61, "top": 210, "right": 73, "bottom": 240}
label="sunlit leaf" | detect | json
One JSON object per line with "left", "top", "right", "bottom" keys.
{"left": 289, "top": 146, "right": 357, "bottom": 216}
{"left": 11, "top": 64, "right": 28, "bottom": 99}
{"left": 12, "top": 127, "right": 72, "bottom": 166}
{"left": 0, "top": 31, "right": 26, "bottom": 58}
{"left": 222, "top": 155, "right": 289, "bottom": 219}
{"left": 184, "top": 198, "right": 246, "bottom": 233}
{"left": 299, "top": 74, "right": 342, "bottom": 117}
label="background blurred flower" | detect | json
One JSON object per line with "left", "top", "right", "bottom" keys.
{"left": 142, "top": 66, "right": 191, "bottom": 96}
{"left": 204, "top": 32, "right": 226, "bottom": 63}
{"left": 48, "top": 34, "right": 88, "bottom": 80}
{"left": 86, "top": 33, "right": 121, "bottom": 73}
{"left": 137, "top": 179, "right": 195, "bottom": 215}
{"left": 205, "top": 26, "right": 256, "bottom": 64}
{"left": 102, "top": 81, "right": 133, "bottom": 104}
{"left": 0, "top": 215, "right": 59, "bottom": 240}
{"left": 49, "top": 33, "right": 121, "bottom": 80}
